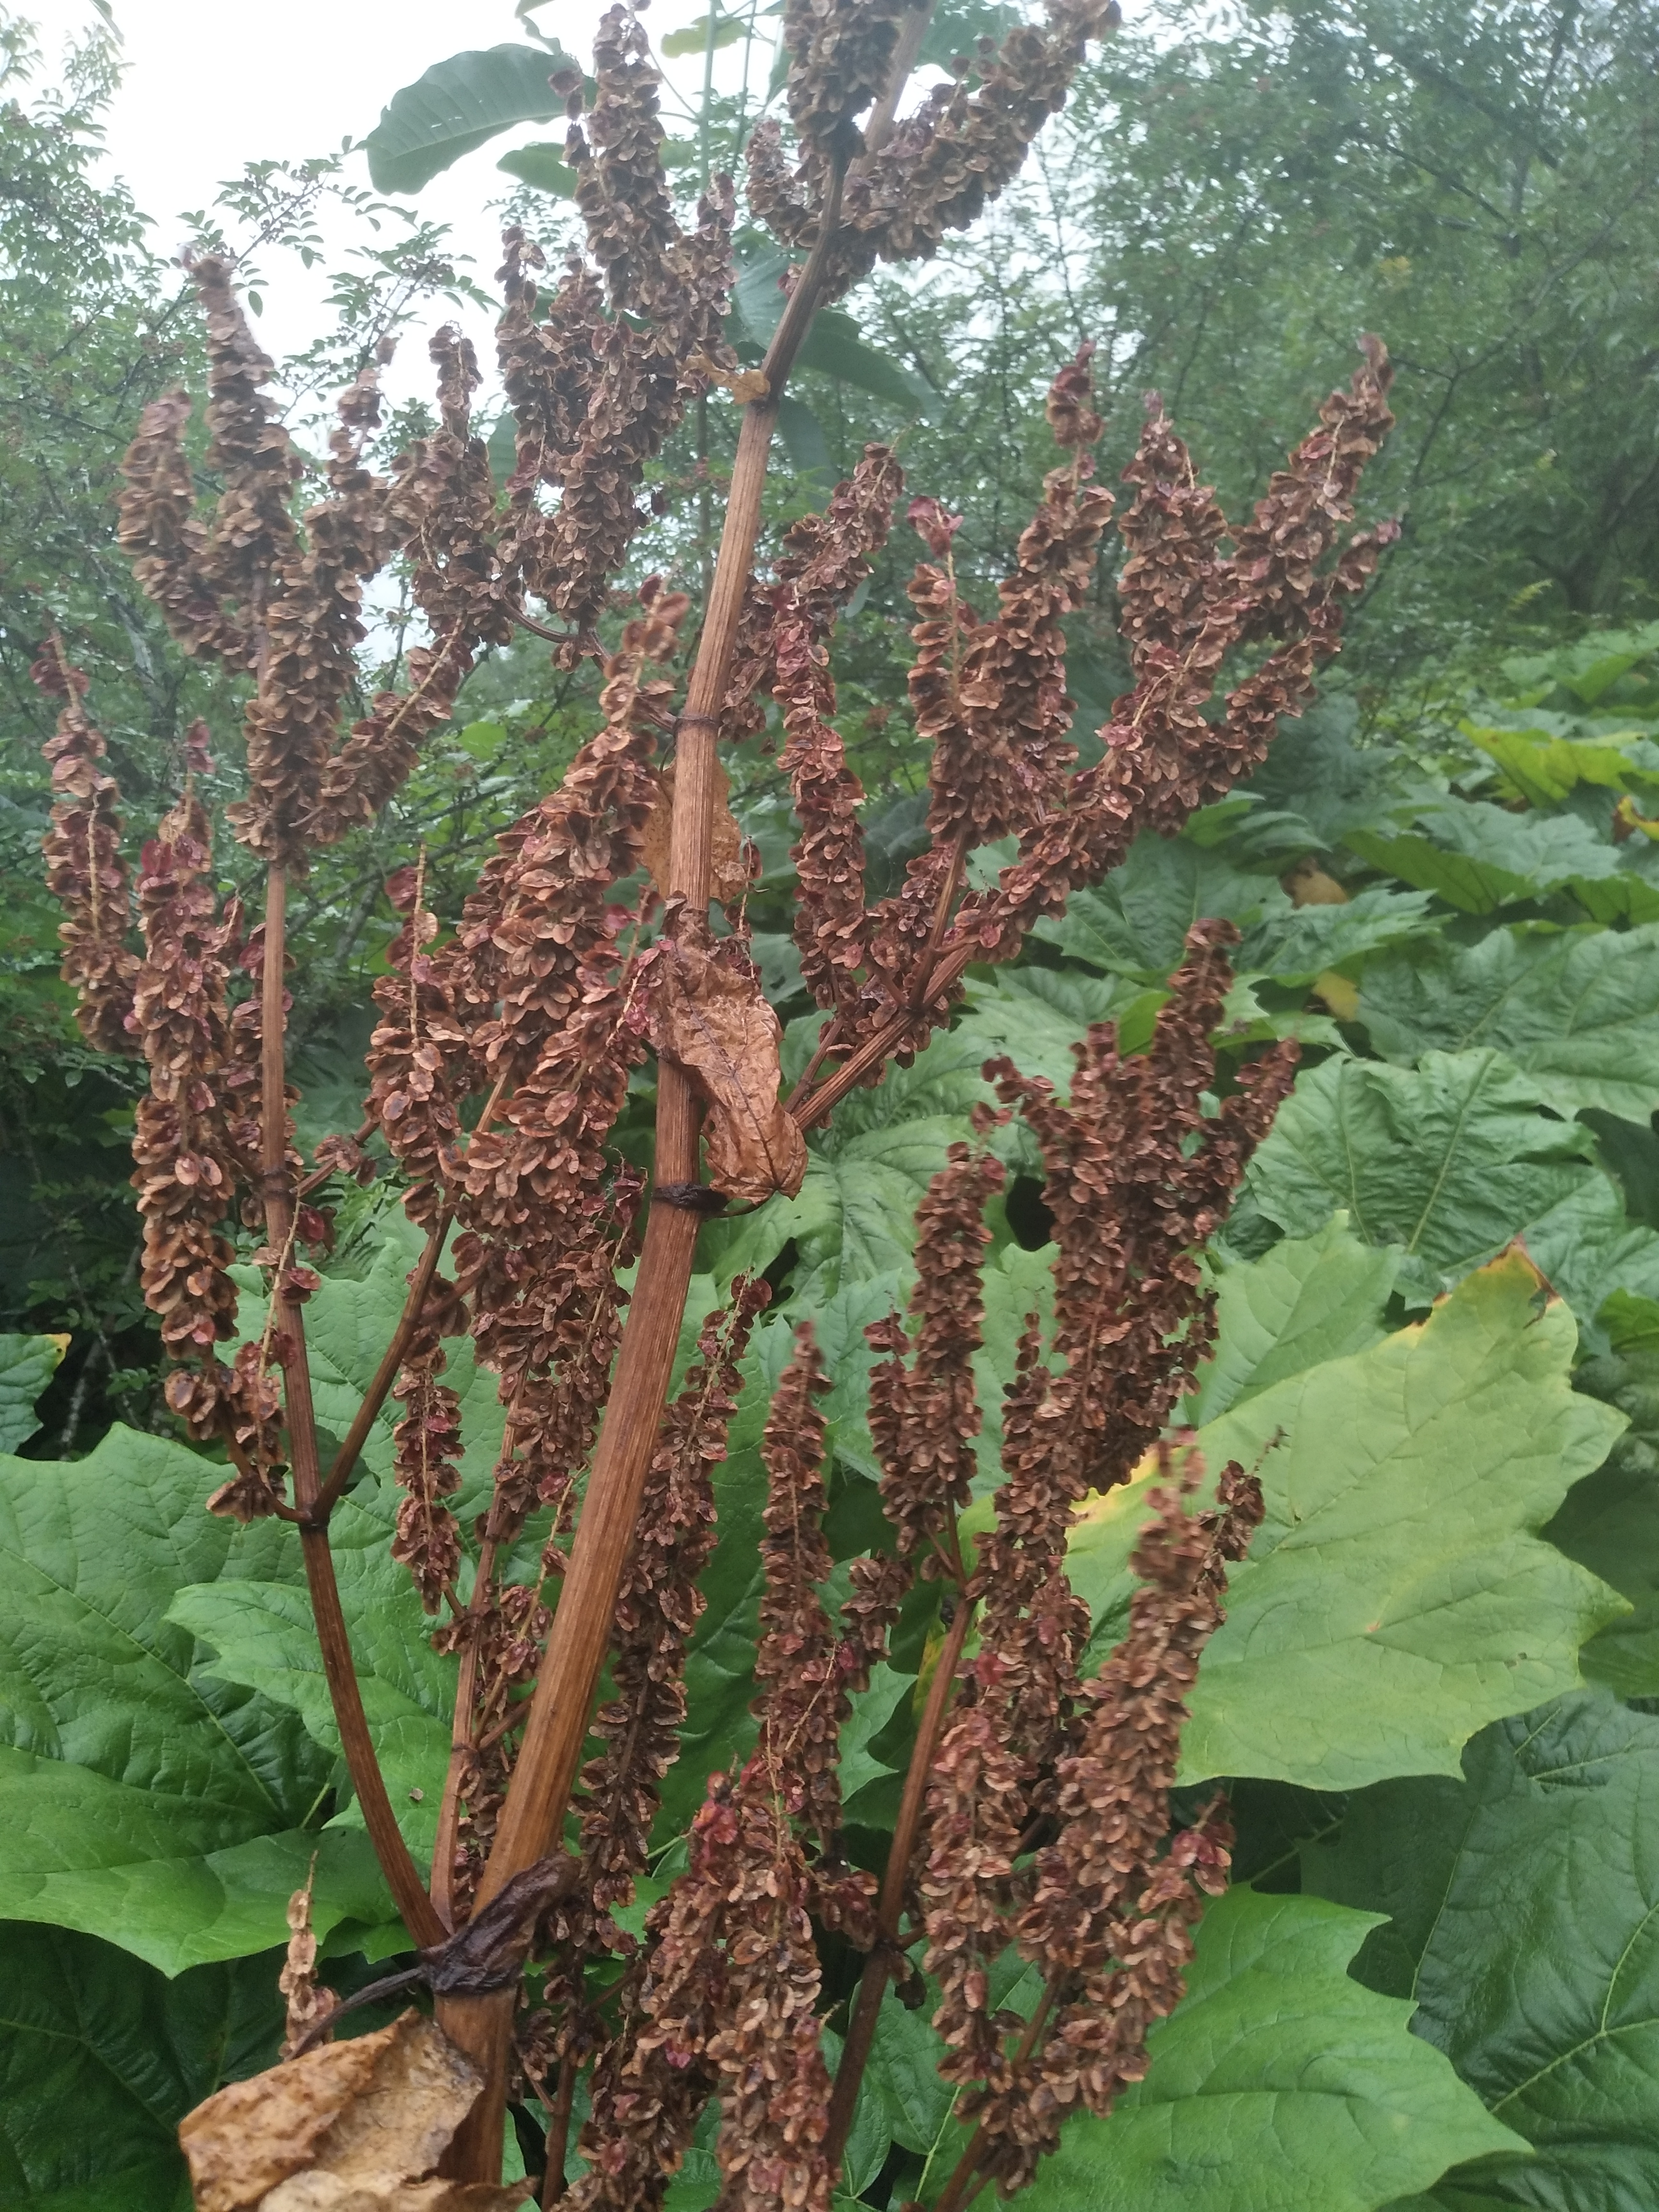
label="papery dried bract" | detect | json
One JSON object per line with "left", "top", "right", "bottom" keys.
{"left": 180, "top": 2010, "right": 524, "bottom": 2212}
{"left": 648, "top": 922, "right": 806, "bottom": 1203}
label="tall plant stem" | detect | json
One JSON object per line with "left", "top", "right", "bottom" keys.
{"left": 437, "top": 165, "right": 851, "bottom": 2181}
{"left": 823, "top": 1592, "right": 974, "bottom": 2167}
{"left": 260, "top": 863, "right": 448, "bottom": 1948}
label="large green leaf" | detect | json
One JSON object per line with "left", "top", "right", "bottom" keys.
{"left": 1305, "top": 1690, "right": 1659, "bottom": 2211}
{"left": 0, "top": 1425, "right": 394, "bottom": 1971}
{"left": 0, "top": 1920, "right": 282, "bottom": 2209}
{"left": 1345, "top": 802, "right": 1623, "bottom": 915}
{"left": 1033, "top": 833, "right": 1286, "bottom": 977}
{"left": 364, "top": 45, "right": 571, "bottom": 194}
{"left": 952, "top": 968, "right": 1158, "bottom": 1095}
{"left": 1067, "top": 1254, "right": 1626, "bottom": 1791}
{"left": 1184, "top": 1214, "right": 1397, "bottom": 1423}
{"left": 169, "top": 1496, "right": 455, "bottom": 1865}
{"left": 0, "top": 1333, "right": 66, "bottom": 1453}
{"left": 1243, "top": 1047, "right": 1642, "bottom": 1311}
{"left": 1008, "top": 1889, "right": 1522, "bottom": 2212}
{"left": 1357, "top": 923, "right": 1659, "bottom": 1121}
{"left": 732, "top": 252, "right": 939, "bottom": 416}
{"left": 1238, "top": 884, "right": 1438, "bottom": 986}
{"left": 705, "top": 1116, "right": 974, "bottom": 1303}
{"left": 1544, "top": 1353, "right": 1659, "bottom": 1696}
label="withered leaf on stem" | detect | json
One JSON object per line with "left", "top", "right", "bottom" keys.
{"left": 179, "top": 2010, "right": 527, "bottom": 2212}
{"left": 641, "top": 757, "right": 749, "bottom": 912}
{"left": 647, "top": 919, "right": 807, "bottom": 1202}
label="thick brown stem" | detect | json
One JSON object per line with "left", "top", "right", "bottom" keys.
{"left": 310, "top": 1208, "right": 453, "bottom": 1522}
{"left": 436, "top": 163, "right": 858, "bottom": 2185}
{"left": 260, "top": 864, "right": 447, "bottom": 1948}
{"left": 824, "top": 1594, "right": 974, "bottom": 2168}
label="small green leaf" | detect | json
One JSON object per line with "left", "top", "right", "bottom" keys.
{"left": 364, "top": 45, "right": 572, "bottom": 195}
{"left": 1304, "top": 1690, "right": 1659, "bottom": 2211}
{"left": 496, "top": 139, "right": 577, "bottom": 195}
{"left": 0, "top": 1331, "right": 66, "bottom": 1452}
{"left": 1012, "top": 1889, "right": 1524, "bottom": 2212}
{"left": 661, "top": 14, "right": 747, "bottom": 56}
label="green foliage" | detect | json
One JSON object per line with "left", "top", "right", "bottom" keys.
{"left": 0, "top": 1426, "right": 394, "bottom": 1972}
{"left": 1305, "top": 1691, "right": 1659, "bottom": 2210}
{"left": 1068, "top": 1254, "right": 1624, "bottom": 1791}
{"left": 0, "top": 1921, "right": 283, "bottom": 2209}
{"left": 1012, "top": 1891, "right": 1523, "bottom": 2212}
{"left": 363, "top": 45, "right": 574, "bottom": 195}
{"left": 0, "top": 1333, "right": 65, "bottom": 1452}
{"left": 6, "top": 2, "right": 1659, "bottom": 2200}
{"left": 1356, "top": 925, "right": 1659, "bottom": 1120}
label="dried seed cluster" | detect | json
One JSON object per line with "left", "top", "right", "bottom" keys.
{"left": 44, "top": 11, "right": 1399, "bottom": 2194}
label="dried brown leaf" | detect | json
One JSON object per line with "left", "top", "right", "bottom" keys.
{"left": 180, "top": 2010, "right": 525, "bottom": 2212}
{"left": 648, "top": 920, "right": 806, "bottom": 1202}
{"left": 641, "top": 758, "right": 748, "bottom": 911}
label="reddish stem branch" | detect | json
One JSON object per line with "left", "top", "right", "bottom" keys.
{"left": 930, "top": 1976, "right": 1063, "bottom": 2212}
{"left": 540, "top": 2045, "right": 578, "bottom": 2206}
{"left": 309, "top": 1209, "right": 453, "bottom": 1523}
{"left": 260, "top": 864, "right": 448, "bottom": 1948}
{"left": 824, "top": 1593, "right": 974, "bottom": 2168}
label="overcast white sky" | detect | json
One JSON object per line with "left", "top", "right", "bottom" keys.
{"left": 20, "top": 0, "right": 779, "bottom": 404}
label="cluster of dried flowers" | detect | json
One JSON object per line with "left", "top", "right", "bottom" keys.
{"left": 33, "top": 0, "right": 1397, "bottom": 2197}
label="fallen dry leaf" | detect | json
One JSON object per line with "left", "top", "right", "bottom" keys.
{"left": 180, "top": 2009, "right": 528, "bottom": 2212}
{"left": 649, "top": 920, "right": 807, "bottom": 1202}
{"left": 641, "top": 757, "right": 750, "bottom": 912}
{"left": 1283, "top": 857, "right": 1349, "bottom": 906}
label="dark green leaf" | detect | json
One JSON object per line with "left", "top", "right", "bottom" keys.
{"left": 0, "top": 1921, "right": 283, "bottom": 2209}
{"left": 496, "top": 140, "right": 577, "bottom": 196}
{"left": 364, "top": 46, "right": 571, "bottom": 195}
{"left": 1240, "top": 885, "right": 1437, "bottom": 987}
{"left": 0, "top": 1332, "right": 66, "bottom": 1453}
{"left": 1356, "top": 923, "right": 1659, "bottom": 1121}
{"left": 1305, "top": 1690, "right": 1659, "bottom": 2211}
